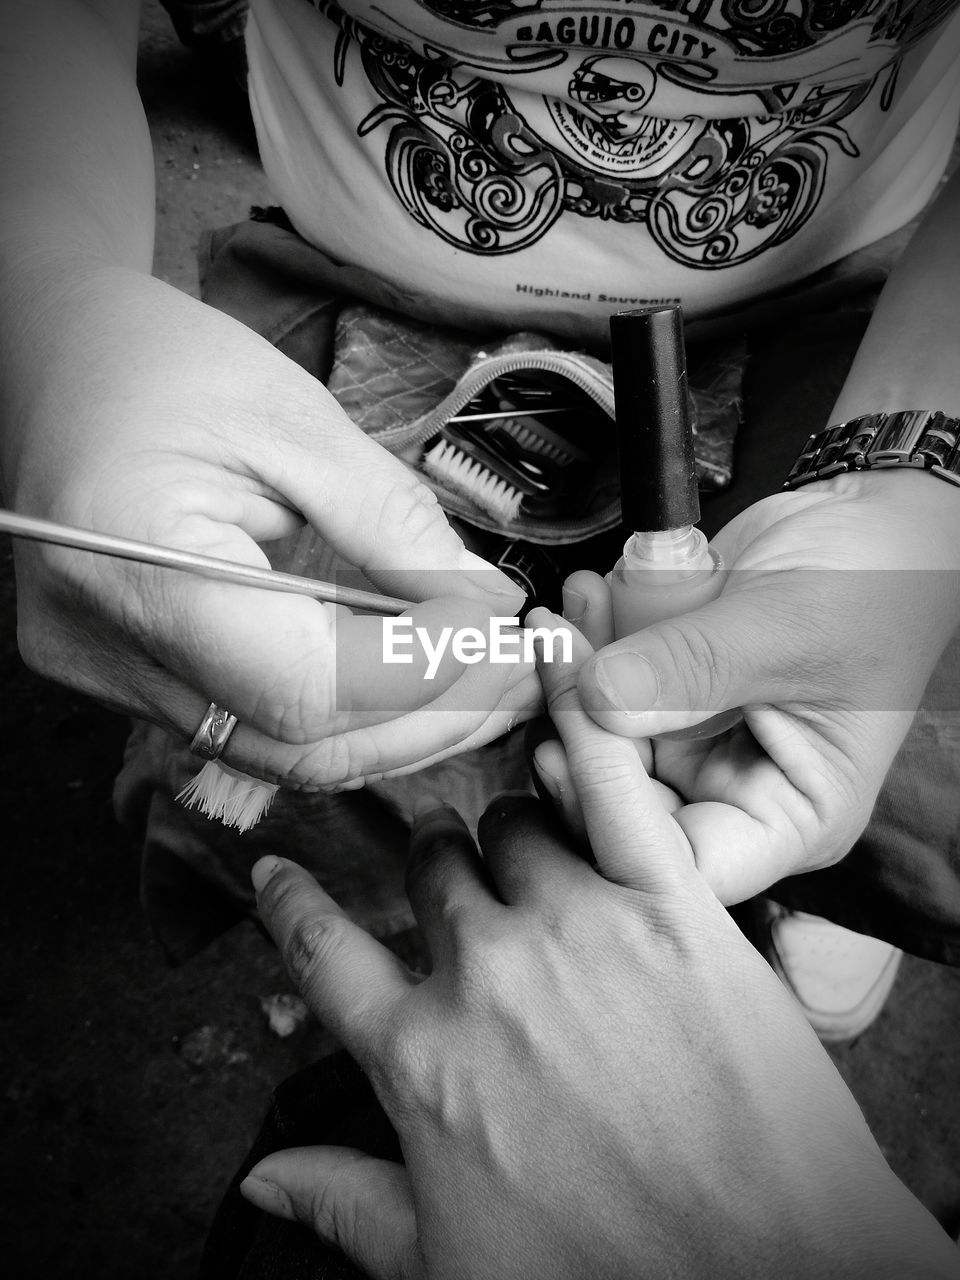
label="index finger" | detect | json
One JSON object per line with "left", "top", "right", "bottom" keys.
{"left": 252, "top": 856, "right": 413, "bottom": 1059}
{"left": 529, "top": 607, "right": 694, "bottom": 892}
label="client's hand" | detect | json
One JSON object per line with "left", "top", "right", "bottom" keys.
{"left": 240, "top": 620, "right": 954, "bottom": 1279}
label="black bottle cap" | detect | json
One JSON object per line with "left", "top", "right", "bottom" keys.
{"left": 609, "top": 306, "right": 699, "bottom": 532}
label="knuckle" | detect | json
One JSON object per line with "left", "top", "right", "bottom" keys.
{"left": 657, "top": 619, "right": 730, "bottom": 711}
{"left": 372, "top": 1012, "right": 429, "bottom": 1097}
{"left": 407, "top": 822, "right": 461, "bottom": 887}
{"left": 284, "top": 913, "right": 350, "bottom": 990}
{"left": 308, "top": 1168, "right": 363, "bottom": 1247}
{"left": 543, "top": 664, "right": 582, "bottom": 715}
{"left": 252, "top": 659, "right": 339, "bottom": 746}
{"left": 454, "top": 930, "right": 524, "bottom": 1010}
{"left": 568, "top": 736, "right": 639, "bottom": 789}
{"left": 371, "top": 476, "right": 446, "bottom": 551}
{"left": 290, "top": 727, "right": 379, "bottom": 789}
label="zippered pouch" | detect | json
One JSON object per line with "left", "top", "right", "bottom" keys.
{"left": 326, "top": 303, "right": 744, "bottom": 547}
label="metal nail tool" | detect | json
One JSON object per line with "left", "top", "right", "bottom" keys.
{"left": 0, "top": 509, "right": 414, "bottom": 614}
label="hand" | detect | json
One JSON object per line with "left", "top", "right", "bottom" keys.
{"left": 549, "top": 470, "right": 960, "bottom": 901}
{"left": 240, "top": 621, "right": 954, "bottom": 1279}
{"left": 6, "top": 268, "right": 537, "bottom": 788}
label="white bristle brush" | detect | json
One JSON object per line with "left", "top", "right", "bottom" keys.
{"left": 176, "top": 762, "right": 279, "bottom": 832}
{"left": 423, "top": 438, "right": 524, "bottom": 524}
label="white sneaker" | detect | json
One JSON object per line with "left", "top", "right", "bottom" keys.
{"left": 763, "top": 907, "right": 902, "bottom": 1042}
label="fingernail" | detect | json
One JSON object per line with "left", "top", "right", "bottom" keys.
{"left": 457, "top": 549, "right": 526, "bottom": 598}
{"left": 532, "top": 746, "right": 564, "bottom": 802}
{"left": 562, "top": 586, "right": 587, "bottom": 624}
{"left": 593, "top": 652, "right": 660, "bottom": 714}
{"left": 410, "top": 797, "right": 456, "bottom": 822}
{"left": 485, "top": 789, "right": 535, "bottom": 822}
{"left": 410, "top": 802, "right": 467, "bottom": 841}
{"left": 250, "top": 856, "right": 283, "bottom": 893}
{"left": 240, "top": 1174, "right": 294, "bottom": 1217}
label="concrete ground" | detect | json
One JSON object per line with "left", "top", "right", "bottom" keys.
{"left": 1, "top": 5, "right": 959, "bottom": 1275}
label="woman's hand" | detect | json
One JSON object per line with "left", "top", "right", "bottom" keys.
{"left": 552, "top": 470, "right": 960, "bottom": 900}
{"left": 7, "top": 267, "right": 536, "bottom": 789}
{"left": 239, "top": 620, "right": 955, "bottom": 1279}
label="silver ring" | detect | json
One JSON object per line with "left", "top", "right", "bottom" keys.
{"left": 190, "top": 702, "right": 238, "bottom": 761}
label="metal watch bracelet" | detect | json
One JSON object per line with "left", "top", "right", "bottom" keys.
{"left": 784, "top": 410, "right": 960, "bottom": 490}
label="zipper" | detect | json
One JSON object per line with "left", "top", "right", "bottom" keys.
{"left": 359, "top": 349, "right": 622, "bottom": 544}
{"left": 370, "top": 349, "right": 617, "bottom": 451}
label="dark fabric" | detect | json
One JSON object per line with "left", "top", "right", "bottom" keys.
{"left": 200, "top": 1053, "right": 392, "bottom": 1280}
{"left": 158, "top": 0, "right": 249, "bottom": 52}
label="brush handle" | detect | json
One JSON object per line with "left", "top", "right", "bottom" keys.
{"left": 0, "top": 509, "right": 413, "bottom": 615}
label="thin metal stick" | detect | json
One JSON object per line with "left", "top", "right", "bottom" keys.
{"left": 447, "top": 406, "right": 574, "bottom": 423}
{"left": 0, "top": 510, "right": 414, "bottom": 614}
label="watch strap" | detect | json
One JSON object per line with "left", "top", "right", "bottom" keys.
{"left": 784, "top": 410, "right": 960, "bottom": 490}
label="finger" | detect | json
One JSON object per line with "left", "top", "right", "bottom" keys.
{"left": 252, "top": 857, "right": 412, "bottom": 1057}
{"left": 375, "top": 669, "right": 543, "bottom": 782}
{"left": 242, "top": 1148, "right": 419, "bottom": 1280}
{"left": 281, "top": 661, "right": 539, "bottom": 791}
{"left": 477, "top": 791, "right": 595, "bottom": 907}
{"left": 406, "top": 807, "right": 501, "bottom": 965}
{"left": 562, "top": 570, "right": 613, "bottom": 649}
{"left": 345, "top": 598, "right": 538, "bottom": 723}
{"left": 266, "top": 413, "right": 526, "bottom": 609}
{"left": 532, "top": 735, "right": 681, "bottom": 839}
{"left": 530, "top": 736, "right": 588, "bottom": 845}
{"left": 42, "top": 527, "right": 535, "bottom": 786}
{"left": 530, "top": 608, "right": 694, "bottom": 891}
{"left": 152, "top": 603, "right": 539, "bottom": 790}
{"left": 575, "top": 573, "right": 848, "bottom": 739}
{"left": 674, "top": 801, "right": 793, "bottom": 904}
{"left": 149, "top": 565, "right": 528, "bottom": 741}
{"left": 658, "top": 708, "right": 841, "bottom": 904}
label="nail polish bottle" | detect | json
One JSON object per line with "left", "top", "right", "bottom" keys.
{"left": 608, "top": 307, "right": 740, "bottom": 739}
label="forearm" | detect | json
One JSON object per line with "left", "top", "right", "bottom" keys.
{"left": 832, "top": 165, "right": 960, "bottom": 420}
{"left": 0, "top": 1, "right": 155, "bottom": 499}
{"left": 810, "top": 167, "right": 960, "bottom": 574}
{"left": 0, "top": 0, "right": 152, "bottom": 270}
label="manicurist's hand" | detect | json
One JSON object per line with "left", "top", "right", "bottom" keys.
{"left": 1, "top": 0, "right": 536, "bottom": 792}
{"left": 553, "top": 469, "right": 960, "bottom": 900}
{"left": 241, "top": 619, "right": 956, "bottom": 1280}
{"left": 8, "top": 271, "right": 536, "bottom": 788}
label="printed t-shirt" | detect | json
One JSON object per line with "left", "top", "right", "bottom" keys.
{"left": 247, "top": 0, "right": 960, "bottom": 338}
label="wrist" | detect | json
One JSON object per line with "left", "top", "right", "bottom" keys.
{"left": 801, "top": 467, "right": 960, "bottom": 571}
{"left": 0, "top": 260, "right": 156, "bottom": 506}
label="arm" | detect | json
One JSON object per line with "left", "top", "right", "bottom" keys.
{"left": 0, "top": 2, "right": 535, "bottom": 789}
{"left": 831, "top": 165, "right": 960, "bottom": 423}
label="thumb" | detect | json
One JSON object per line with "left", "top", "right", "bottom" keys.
{"left": 577, "top": 587, "right": 805, "bottom": 738}
{"left": 241, "top": 1147, "right": 420, "bottom": 1280}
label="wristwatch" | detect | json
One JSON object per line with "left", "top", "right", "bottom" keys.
{"left": 784, "top": 410, "right": 960, "bottom": 490}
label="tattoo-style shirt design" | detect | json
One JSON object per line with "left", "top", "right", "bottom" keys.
{"left": 303, "top": 1, "right": 959, "bottom": 268}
